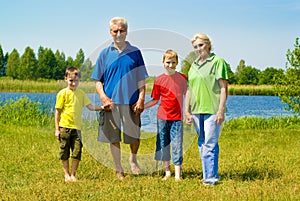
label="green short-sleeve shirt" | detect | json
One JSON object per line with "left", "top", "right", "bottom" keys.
{"left": 188, "top": 53, "right": 228, "bottom": 114}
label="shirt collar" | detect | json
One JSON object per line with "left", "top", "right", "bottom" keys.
{"left": 109, "top": 41, "right": 132, "bottom": 53}
{"left": 195, "top": 52, "right": 215, "bottom": 63}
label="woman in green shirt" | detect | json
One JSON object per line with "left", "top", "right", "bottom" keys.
{"left": 184, "top": 32, "right": 229, "bottom": 186}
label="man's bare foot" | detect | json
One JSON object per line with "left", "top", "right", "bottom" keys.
{"left": 129, "top": 161, "right": 140, "bottom": 175}
{"left": 116, "top": 171, "right": 125, "bottom": 180}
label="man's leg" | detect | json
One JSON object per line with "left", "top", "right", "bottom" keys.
{"left": 129, "top": 140, "right": 140, "bottom": 174}
{"left": 110, "top": 142, "right": 124, "bottom": 179}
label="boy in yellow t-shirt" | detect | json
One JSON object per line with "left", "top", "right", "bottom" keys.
{"left": 55, "top": 66, "right": 105, "bottom": 182}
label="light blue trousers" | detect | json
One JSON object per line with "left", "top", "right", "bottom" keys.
{"left": 193, "top": 114, "right": 221, "bottom": 183}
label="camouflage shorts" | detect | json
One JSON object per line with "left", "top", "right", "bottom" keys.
{"left": 59, "top": 127, "right": 82, "bottom": 160}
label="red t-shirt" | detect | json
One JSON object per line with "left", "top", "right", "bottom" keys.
{"left": 151, "top": 72, "right": 188, "bottom": 120}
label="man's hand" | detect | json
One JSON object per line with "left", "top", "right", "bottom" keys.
{"left": 132, "top": 99, "right": 144, "bottom": 115}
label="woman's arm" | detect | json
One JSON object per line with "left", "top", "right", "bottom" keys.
{"left": 215, "top": 79, "right": 228, "bottom": 124}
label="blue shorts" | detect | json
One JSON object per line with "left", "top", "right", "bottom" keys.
{"left": 155, "top": 119, "right": 183, "bottom": 165}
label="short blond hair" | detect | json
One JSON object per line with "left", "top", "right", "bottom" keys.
{"left": 163, "top": 49, "right": 178, "bottom": 64}
{"left": 109, "top": 17, "right": 128, "bottom": 30}
{"left": 191, "top": 32, "right": 212, "bottom": 51}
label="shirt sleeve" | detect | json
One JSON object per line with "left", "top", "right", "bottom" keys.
{"left": 55, "top": 90, "right": 65, "bottom": 109}
{"left": 215, "top": 57, "right": 229, "bottom": 80}
{"left": 83, "top": 91, "right": 92, "bottom": 107}
{"left": 91, "top": 52, "right": 104, "bottom": 82}
{"left": 151, "top": 78, "right": 161, "bottom": 100}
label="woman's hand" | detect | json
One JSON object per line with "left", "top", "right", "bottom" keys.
{"left": 215, "top": 111, "right": 225, "bottom": 125}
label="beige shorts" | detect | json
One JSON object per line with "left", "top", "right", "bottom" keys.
{"left": 97, "top": 105, "right": 141, "bottom": 144}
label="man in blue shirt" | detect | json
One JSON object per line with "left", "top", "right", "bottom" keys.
{"left": 91, "top": 17, "right": 148, "bottom": 179}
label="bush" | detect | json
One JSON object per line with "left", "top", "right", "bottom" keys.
{"left": 0, "top": 96, "right": 53, "bottom": 126}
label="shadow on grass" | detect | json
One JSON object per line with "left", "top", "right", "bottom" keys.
{"left": 221, "top": 166, "right": 283, "bottom": 181}
{"left": 178, "top": 166, "right": 282, "bottom": 181}
{"left": 182, "top": 170, "right": 202, "bottom": 179}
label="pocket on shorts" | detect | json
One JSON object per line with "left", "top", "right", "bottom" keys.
{"left": 98, "top": 110, "right": 105, "bottom": 126}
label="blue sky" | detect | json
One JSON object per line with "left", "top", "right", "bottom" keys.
{"left": 1, "top": 0, "right": 300, "bottom": 76}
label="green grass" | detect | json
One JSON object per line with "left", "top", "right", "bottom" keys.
{"left": 1, "top": 121, "right": 299, "bottom": 200}
{"left": 1, "top": 97, "right": 299, "bottom": 200}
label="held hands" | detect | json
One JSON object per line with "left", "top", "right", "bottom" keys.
{"left": 132, "top": 98, "right": 144, "bottom": 115}
{"left": 102, "top": 96, "right": 114, "bottom": 111}
{"left": 184, "top": 112, "right": 193, "bottom": 125}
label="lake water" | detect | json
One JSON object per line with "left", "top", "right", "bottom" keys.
{"left": 0, "top": 92, "right": 293, "bottom": 132}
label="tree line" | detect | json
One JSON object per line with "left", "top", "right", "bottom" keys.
{"left": 0, "top": 45, "right": 94, "bottom": 81}
{"left": 0, "top": 39, "right": 299, "bottom": 115}
{"left": 0, "top": 44, "right": 287, "bottom": 85}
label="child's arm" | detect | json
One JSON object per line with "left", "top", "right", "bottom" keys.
{"left": 144, "top": 99, "right": 158, "bottom": 109}
{"left": 55, "top": 108, "right": 62, "bottom": 140}
{"left": 184, "top": 89, "right": 192, "bottom": 125}
{"left": 86, "top": 104, "right": 104, "bottom": 111}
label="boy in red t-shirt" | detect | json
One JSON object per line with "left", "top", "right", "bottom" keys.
{"left": 144, "top": 50, "right": 187, "bottom": 181}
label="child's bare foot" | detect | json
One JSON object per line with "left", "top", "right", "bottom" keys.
{"left": 70, "top": 175, "right": 77, "bottom": 182}
{"left": 162, "top": 174, "right": 171, "bottom": 181}
{"left": 64, "top": 175, "right": 71, "bottom": 182}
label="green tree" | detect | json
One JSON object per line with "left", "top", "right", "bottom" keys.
{"left": 74, "top": 48, "right": 85, "bottom": 68}
{"left": 236, "top": 66, "right": 260, "bottom": 85}
{"left": 53, "top": 50, "right": 66, "bottom": 80}
{"left": 236, "top": 59, "right": 246, "bottom": 75}
{"left": 180, "top": 51, "right": 197, "bottom": 76}
{"left": 6, "top": 49, "right": 20, "bottom": 79}
{"left": 258, "top": 67, "right": 284, "bottom": 85}
{"left": 80, "top": 58, "right": 94, "bottom": 81}
{"left": 66, "top": 56, "right": 74, "bottom": 67}
{"left": 0, "top": 45, "right": 4, "bottom": 76}
{"left": 37, "top": 48, "right": 56, "bottom": 79}
{"left": 20, "top": 47, "right": 37, "bottom": 80}
{"left": 3, "top": 53, "right": 8, "bottom": 76}
{"left": 275, "top": 37, "right": 300, "bottom": 115}
{"left": 227, "top": 64, "right": 236, "bottom": 84}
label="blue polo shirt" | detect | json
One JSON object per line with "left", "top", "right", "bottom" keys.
{"left": 91, "top": 42, "right": 148, "bottom": 104}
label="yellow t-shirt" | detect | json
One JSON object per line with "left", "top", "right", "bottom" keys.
{"left": 55, "top": 88, "right": 91, "bottom": 130}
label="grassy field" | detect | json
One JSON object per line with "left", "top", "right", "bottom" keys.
{"left": 1, "top": 120, "right": 299, "bottom": 200}
{"left": 1, "top": 90, "right": 299, "bottom": 200}
{"left": 0, "top": 77, "right": 276, "bottom": 95}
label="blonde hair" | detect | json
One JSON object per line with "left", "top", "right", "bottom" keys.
{"left": 109, "top": 17, "right": 128, "bottom": 30}
{"left": 163, "top": 49, "right": 178, "bottom": 64}
{"left": 191, "top": 32, "right": 213, "bottom": 51}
